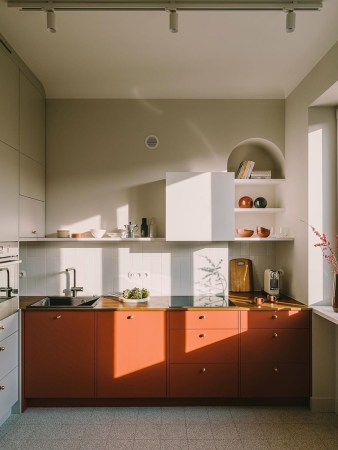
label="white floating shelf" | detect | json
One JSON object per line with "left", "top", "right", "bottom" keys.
{"left": 235, "top": 179, "right": 285, "bottom": 186}
{"left": 234, "top": 237, "right": 294, "bottom": 241}
{"left": 19, "top": 237, "right": 166, "bottom": 242}
{"left": 234, "top": 208, "right": 284, "bottom": 213}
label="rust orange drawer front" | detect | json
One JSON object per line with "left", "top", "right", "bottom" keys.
{"left": 241, "top": 363, "right": 310, "bottom": 398}
{"left": 241, "top": 329, "right": 310, "bottom": 363}
{"left": 170, "top": 311, "right": 239, "bottom": 330}
{"left": 241, "top": 310, "right": 310, "bottom": 330}
{"left": 170, "top": 329, "right": 239, "bottom": 363}
{"left": 169, "top": 363, "right": 238, "bottom": 397}
{"left": 96, "top": 311, "right": 167, "bottom": 398}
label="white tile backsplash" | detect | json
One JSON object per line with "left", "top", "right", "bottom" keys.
{"left": 19, "top": 241, "right": 277, "bottom": 296}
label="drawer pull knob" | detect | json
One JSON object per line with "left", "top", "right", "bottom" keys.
{"left": 0, "top": 386, "right": 5, "bottom": 390}
{"left": 0, "top": 326, "right": 4, "bottom": 331}
{"left": 32, "top": 230, "right": 37, "bottom": 234}
{"left": 199, "top": 315, "right": 206, "bottom": 320}
{"left": 56, "top": 315, "right": 62, "bottom": 320}
{"left": 273, "top": 332, "right": 278, "bottom": 338}
{"left": 200, "top": 368, "right": 206, "bottom": 374}
{"left": 199, "top": 333, "right": 206, "bottom": 338}
{"left": 0, "top": 347, "right": 5, "bottom": 351}
{"left": 272, "top": 315, "right": 278, "bottom": 319}
{"left": 274, "top": 367, "right": 278, "bottom": 372}
{"left": 127, "top": 315, "right": 135, "bottom": 319}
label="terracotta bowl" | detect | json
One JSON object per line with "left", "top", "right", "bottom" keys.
{"left": 256, "top": 227, "right": 270, "bottom": 238}
{"left": 236, "top": 228, "right": 254, "bottom": 238}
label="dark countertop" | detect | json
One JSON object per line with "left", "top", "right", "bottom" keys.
{"left": 19, "top": 292, "right": 310, "bottom": 311}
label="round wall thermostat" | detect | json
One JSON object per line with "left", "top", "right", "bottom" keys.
{"left": 145, "top": 135, "right": 159, "bottom": 150}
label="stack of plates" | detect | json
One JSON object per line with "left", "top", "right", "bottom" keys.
{"left": 107, "top": 229, "right": 123, "bottom": 238}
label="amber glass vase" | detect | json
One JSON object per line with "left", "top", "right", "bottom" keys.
{"left": 333, "top": 273, "right": 338, "bottom": 312}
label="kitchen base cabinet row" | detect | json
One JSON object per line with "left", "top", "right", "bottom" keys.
{"left": 22, "top": 310, "right": 311, "bottom": 403}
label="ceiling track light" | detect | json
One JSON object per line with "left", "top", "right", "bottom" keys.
{"left": 169, "top": 10, "right": 178, "bottom": 33}
{"left": 286, "top": 9, "right": 296, "bottom": 33}
{"left": 46, "top": 8, "right": 56, "bottom": 33}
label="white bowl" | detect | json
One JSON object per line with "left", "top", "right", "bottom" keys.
{"left": 90, "top": 229, "right": 106, "bottom": 238}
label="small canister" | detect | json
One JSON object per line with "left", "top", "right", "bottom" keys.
{"left": 57, "top": 229, "right": 70, "bottom": 238}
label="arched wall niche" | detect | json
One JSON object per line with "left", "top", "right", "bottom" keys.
{"left": 227, "top": 138, "right": 285, "bottom": 179}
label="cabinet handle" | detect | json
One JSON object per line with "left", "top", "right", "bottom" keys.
{"left": 32, "top": 230, "right": 37, "bottom": 234}
{"left": 55, "top": 315, "right": 62, "bottom": 320}
{"left": 0, "top": 386, "right": 5, "bottom": 391}
{"left": 272, "top": 315, "right": 278, "bottom": 319}
{"left": 273, "top": 332, "right": 278, "bottom": 338}
{"left": 127, "top": 315, "right": 135, "bottom": 320}
{"left": 199, "top": 315, "right": 206, "bottom": 320}
{"left": 199, "top": 333, "right": 206, "bottom": 338}
{"left": 273, "top": 367, "right": 278, "bottom": 372}
{"left": 0, "top": 325, "right": 4, "bottom": 331}
{"left": 0, "top": 347, "right": 5, "bottom": 351}
{"left": 200, "top": 368, "right": 206, "bottom": 374}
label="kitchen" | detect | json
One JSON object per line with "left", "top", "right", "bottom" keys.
{"left": 1, "top": 1, "right": 338, "bottom": 449}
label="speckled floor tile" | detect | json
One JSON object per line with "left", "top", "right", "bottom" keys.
{"left": 114, "top": 408, "right": 139, "bottom": 424}
{"left": 161, "top": 407, "right": 186, "bottom": 424}
{"left": 185, "top": 407, "right": 210, "bottom": 424}
{"left": 109, "top": 423, "right": 136, "bottom": 440}
{"left": 90, "top": 408, "right": 117, "bottom": 424}
{"left": 135, "top": 423, "right": 161, "bottom": 439}
{"left": 207, "top": 407, "right": 233, "bottom": 423}
{"left": 229, "top": 407, "right": 257, "bottom": 424}
{"left": 211, "top": 423, "right": 240, "bottom": 440}
{"left": 133, "top": 439, "right": 162, "bottom": 450}
{"left": 78, "top": 438, "right": 108, "bottom": 449}
{"left": 105, "top": 439, "right": 134, "bottom": 449}
{"left": 82, "top": 423, "right": 113, "bottom": 440}
{"left": 188, "top": 439, "right": 216, "bottom": 449}
{"left": 261, "top": 423, "right": 292, "bottom": 441}
{"left": 161, "top": 424, "right": 187, "bottom": 440}
{"left": 186, "top": 424, "right": 213, "bottom": 440}
{"left": 324, "top": 438, "right": 338, "bottom": 449}
{"left": 214, "top": 439, "right": 244, "bottom": 450}
{"left": 1, "top": 423, "right": 37, "bottom": 440}
{"left": 241, "top": 438, "right": 271, "bottom": 449}
{"left": 26, "top": 439, "right": 80, "bottom": 449}
{"left": 137, "top": 408, "right": 162, "bottom": 424}
{"left": 160, "top": 439, "right": 189, "bottom": 449}
{"left": 235, "top": 423, "right": 265, "bottom": 440}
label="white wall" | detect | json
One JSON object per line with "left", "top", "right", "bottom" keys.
{"left": 20, "top": 240, "right": 276, "bottom": 298}
{"left": 46, "top": 99, "right": 284, "bottom": 238}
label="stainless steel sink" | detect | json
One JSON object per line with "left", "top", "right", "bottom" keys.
{"left": 27, "top": 295, "right": 101, "bottom": 308}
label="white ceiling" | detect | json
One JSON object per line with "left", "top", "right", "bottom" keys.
{"left": 0, "top": 0, "right": 338, "bottom": 99}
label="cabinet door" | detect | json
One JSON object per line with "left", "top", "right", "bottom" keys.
{"left": 0, "top": 367, "right": 18, "bottom": 420}
{"left": 169, "top": 363, "right": 238, "bottom": 398}
{"left": 0, "top": 141, "right": 19, "bottom": 241}
{"left": 166, "top": 172, "right": 235, "bottom": 241}
{"left": 96, "top": 311, "right": 167, "bottom": 397}
{"left": 170, "top": 329, "right": 238, "bottom": 363}
{"left": 19, "top": 196, "right": 45, "bottom": 237}
{"left": 20, "top": 154, "right": 45, "bottom": 201}
{"left": 19, "top": 72, "right": 45, "bottom": 164}
{"left": 241, "top": 310, "right": 310, "bottom": 330}
{"left": 241, "top": 329, "right": 310, "bottom": 363}
{"left": 170, "top": 311, "right": 239, "bottom": 330}
{"left": 241, "top": 363, "right": 310, "bottom": 397}
{"left": 0, "top": 46, "right": 19, "bottom": 149}
{"left": 24, "top": 311, "right": 95, "bottom": 398}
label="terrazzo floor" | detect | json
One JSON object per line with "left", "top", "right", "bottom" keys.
{"left": 0, "top": 406, "right": 337, "bottom": 449}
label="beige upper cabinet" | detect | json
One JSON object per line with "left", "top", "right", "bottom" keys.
{"left": 20, "top": 154, "right": 45, "bottom": 201}
{"left": 19, "top": 72, "right": 45, "bottom": 164}
{"left": 0, "top": 47, "right": 19, "bottom": 150}
{"left": 166, "top": 172, "right": 235, "bottom": 241}
{"left": 0, "top": 141, "right": 19, "bottom": 241}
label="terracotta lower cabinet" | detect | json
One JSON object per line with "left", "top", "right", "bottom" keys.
{"left": 169, "top": 311, "right": 240, "bottom": 397}
{"left": 96, "top": 311, "right": 167, "bottom": 397}
{"left": 240, "top": 311, "right": 311, "bottom": 398}
{"left": 24, "top": 311, "right": 95, "bottom": 398}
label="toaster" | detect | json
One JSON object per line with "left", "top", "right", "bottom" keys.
{"left": 264, "top": 269, "right": 280, "bottom": 295}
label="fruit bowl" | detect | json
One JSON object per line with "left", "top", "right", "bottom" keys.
{"left": 236, "top": 228, "right": 254, "bottom": 238}
{"left": 90, "top": 229, "right": 106, "bottom": 238}
{"left": 256, "top": 227, "right": 270, "bottom": 238}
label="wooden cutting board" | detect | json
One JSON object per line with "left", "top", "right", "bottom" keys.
{"left": 230, "top": 258, "right": 253, "bottom": 292}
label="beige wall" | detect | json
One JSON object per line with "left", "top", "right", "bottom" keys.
{"left": 46, "top": 99, "right": 284, "bottom": 236}
{"left": 280, "top": 41, "right": 338, "bottom": 305}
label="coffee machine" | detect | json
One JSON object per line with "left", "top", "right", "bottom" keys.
{"left": 264, "top": 269, "right": 281, "bottom": 296}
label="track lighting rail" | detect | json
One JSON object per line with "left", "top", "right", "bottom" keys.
{"left": 7, "top": 1, "right": 323, "bottom": 12}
